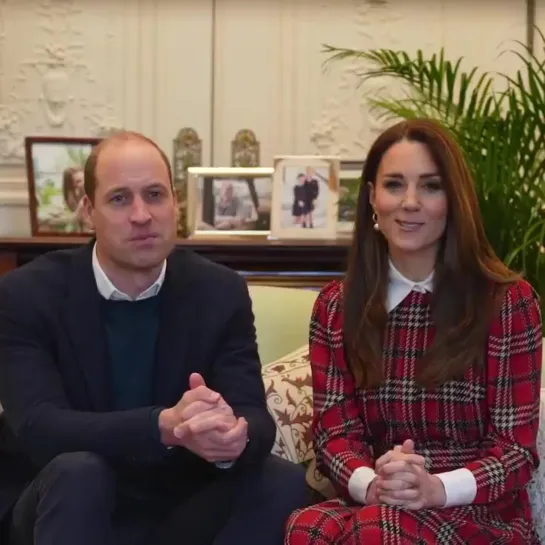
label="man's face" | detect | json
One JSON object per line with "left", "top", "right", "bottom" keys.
{"left": 83, "top": 140, "right": 178, "bottom": 271}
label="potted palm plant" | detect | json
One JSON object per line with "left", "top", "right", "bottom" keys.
{"left": 323, "top": 31, "right": 545, "bottom": 332}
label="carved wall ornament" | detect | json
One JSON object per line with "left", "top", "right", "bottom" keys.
{"left": 173, "top": 128, "right": 203, "bottom": 237}
{"left": 0, "top": 2, "right": 121, "bottom": 163}
{"left": 231, "top": 129, "right": 260, "bottom": 167}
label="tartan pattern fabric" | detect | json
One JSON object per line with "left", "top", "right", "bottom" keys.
{"left": 285, "top": 279, "right": 543, "bottom": 544}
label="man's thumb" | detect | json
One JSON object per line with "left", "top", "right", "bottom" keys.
{"left": 189, "top": 373, "right": 206, "bottom": 390}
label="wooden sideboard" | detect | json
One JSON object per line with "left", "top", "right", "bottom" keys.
{"left": 0, "top": 236, "right": 352, "bottom": 287}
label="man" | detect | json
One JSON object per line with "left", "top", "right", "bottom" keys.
{"left": 0, "top": 131, "right": 308, "bottom": 545}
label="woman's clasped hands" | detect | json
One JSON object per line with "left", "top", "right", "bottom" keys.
{"left": 366, "top": 439, "right": 447, "bottom": 510}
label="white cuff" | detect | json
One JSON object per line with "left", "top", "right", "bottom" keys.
{"left": 215, "top": 460, "right": 234, "bottom": 469}
{"left": 435, "top": 468, "right": 477, "bottom": 507}
{"left": 348, "top": 466, "right": 377, "bottom": 504}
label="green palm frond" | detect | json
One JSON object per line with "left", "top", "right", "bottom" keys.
{"left": 322, "top": 33, "right": 545, "bottom": 331}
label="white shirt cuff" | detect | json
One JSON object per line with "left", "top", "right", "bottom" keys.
{"left": 215, "top": 460, "right": 234, "bottom": 469}
{"left": 435, "top": 468, "right": 477, "bottom": 507}
{"left": 348, "top": 466, "right": 377, "bottom": 504}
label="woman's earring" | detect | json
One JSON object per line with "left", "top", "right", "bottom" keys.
{"left": 372, "top": 212, "right": 379, "bottom": 231}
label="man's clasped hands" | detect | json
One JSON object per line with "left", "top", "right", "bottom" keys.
{"left": 158, "top": 373, "right": 248, "bottom": 463}
{"left": 366, "top": 439, "right": 446, "bottom": 510}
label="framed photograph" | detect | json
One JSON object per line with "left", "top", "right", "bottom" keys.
{"left": 341, "top": 159, "right": 365, "bottom": 173}
{"left": 25, "top": 136, "right": 100, "bottom": 236}
{"left": 186, "top": 167, "right": 274, "bottom": 237}
{"left": 337, "top": 160, "right": 364, "bottom": 234}
{"left": 270, "top": 155, "right": 340, "bottom": 240}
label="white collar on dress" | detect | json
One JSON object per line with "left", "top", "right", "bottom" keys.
{"left": 91, "top": 242, "right": 166, "bottom": 301}
{"left": 387, "top": 259, "right": 434, "bottom": 312}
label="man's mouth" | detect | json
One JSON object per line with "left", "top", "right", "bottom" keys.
{"left": 131, "top": 234, "right": 158, "bottom": 241}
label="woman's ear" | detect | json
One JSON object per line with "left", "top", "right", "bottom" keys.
{"left": 368, "top": 181, "right": 375, "bottom": 210}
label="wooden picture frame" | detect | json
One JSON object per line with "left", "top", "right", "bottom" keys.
{"left": 25, "top": 136, "right": 101, "bottom": 236}
{"left": 186, "top": 167, "right": 274, "bottom": 238}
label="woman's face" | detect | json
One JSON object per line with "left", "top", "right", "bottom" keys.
{"left": 369, "top": 139, "right": 448, "bottom": 266}
{"left": 73, "top": 169, "right": 84, "bottom": 188}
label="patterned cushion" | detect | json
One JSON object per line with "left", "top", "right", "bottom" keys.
{"left": 262, "top": 345, "right": 314, "bottom": 464}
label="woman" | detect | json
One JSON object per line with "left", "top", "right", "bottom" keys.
{"left": 62, "top": 167, "right": 85, "bottom": 213}
{"left": 62, "top": 166, "right": 89, "bottom": 231}
{"left": 292, "top": 173, "right": 308, "bottom": 226}
{"left": 285, "top": 119, "right": 542, "bottom": 544}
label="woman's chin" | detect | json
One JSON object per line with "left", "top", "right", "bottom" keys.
{"left": 388, "top": 238, "right": 439, "bottom": 257}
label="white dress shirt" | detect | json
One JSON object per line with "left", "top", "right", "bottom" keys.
{"left": 348, "top": 260, "right": 477, "bottom": 508}
{"left": 92, "top": 243, "right": 166, "bottom": 301}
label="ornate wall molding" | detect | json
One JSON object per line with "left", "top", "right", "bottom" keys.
{"left": 0, "top": 0, "right": 533, "bottom": 236}
{"left": 0, "top": 1, "right": 124, "bottom": 164}
{"left": 0, "top": 0, "right": 213, "bottom": 235}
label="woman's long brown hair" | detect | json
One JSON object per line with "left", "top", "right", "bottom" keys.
{"left": 343, "top": 119, "right": 519, "bottom": 389}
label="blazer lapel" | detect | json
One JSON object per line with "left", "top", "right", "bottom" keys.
{"left": 153, "top": 251, "right": 197, "bottom": 405}
{"left": 61, "top": 243, "right": 112, "bottom": 411}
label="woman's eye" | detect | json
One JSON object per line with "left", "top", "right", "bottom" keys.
{"left": 384, "top": 180, "right": 402, "bottom": 189}
{"left": 424, "top": 181, "right": 443, "bottom": 191}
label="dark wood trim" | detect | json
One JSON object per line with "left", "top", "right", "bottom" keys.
{"left": 0, "top": 235, "right": 352, "bottom": 277}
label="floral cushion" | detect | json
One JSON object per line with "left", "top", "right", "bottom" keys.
{"left": 262, "top": 345, "right": 314, "bottom": 464}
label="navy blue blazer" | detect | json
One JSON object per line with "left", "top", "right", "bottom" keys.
{"left": 0, "top": 241, "right": 275, "bottom": 523}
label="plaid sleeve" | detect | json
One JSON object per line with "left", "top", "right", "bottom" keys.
{"left": 310, "top": 281, "right": 375, "bottom": 498}
{"left": 466, "top": 279, "right": 543, "bottom": 504}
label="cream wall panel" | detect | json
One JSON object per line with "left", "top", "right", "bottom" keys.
{"left": 537, "top": 0, "right": 545, "bottom": 57}
{"left": 441, "top": 0, "right": 528, "bottom": 82}
{"left": 212, "top": 0, "right": 529, "bottom": 164}
{"left": 154, "top": 0, "right": 213, "bottom": 162}
{"left": 212, "top": 0, "right": 286, "bottom": 165}
{"left": 0, "top": 0, "right": 213, "bottom": 235}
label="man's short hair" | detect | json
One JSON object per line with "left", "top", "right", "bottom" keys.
{"left": 84, "top": 131, "right": 174, "bottom": 203}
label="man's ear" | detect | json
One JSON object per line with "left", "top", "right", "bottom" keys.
{"left": 81, "top": 195, "right": 95, "bottom": 230}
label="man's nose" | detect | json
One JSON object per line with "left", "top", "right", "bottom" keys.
{"left": 129, "top": 197, "right": 152, "bottom": 223}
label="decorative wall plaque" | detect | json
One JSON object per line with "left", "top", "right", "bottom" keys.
{"left": 173, "top": 128, "right": 202, "bottom": 237}
{"left": 231, "top": 129, "right": 260, "bottom": 167}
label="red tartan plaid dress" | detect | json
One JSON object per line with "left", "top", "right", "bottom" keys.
{"left": 286, "top": 279, "right": 543, "bottom": 545}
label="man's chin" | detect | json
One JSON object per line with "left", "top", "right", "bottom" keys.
{"left": 121, "top": 247, "right": 171, "bottom": 271}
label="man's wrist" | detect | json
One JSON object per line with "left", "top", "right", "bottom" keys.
{"left": 157, "top": 407, "right": 179, "bottom": 447}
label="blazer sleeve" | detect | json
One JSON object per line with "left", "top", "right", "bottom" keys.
{"left": 208, "top": 274, "right": 276, "bottom": 466}
{"left": 311, "top": 282, "right": 375, "bottom": 499}
{"left": 465, "top": 280, "right": 543, "bottom": 504}
{"left": 0, "top": 285, "right": 166, "bottom": 466}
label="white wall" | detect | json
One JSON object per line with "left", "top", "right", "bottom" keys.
{"left": 0, "top": 0, "right": 533, "bottom": 235}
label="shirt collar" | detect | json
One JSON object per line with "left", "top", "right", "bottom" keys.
{"left": 387, "top": 259, "right": 434, "bottom": 312}
{"left": 92, "top": 243, "right": 166, "bottom": 301}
